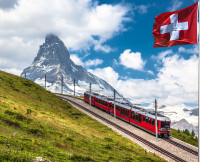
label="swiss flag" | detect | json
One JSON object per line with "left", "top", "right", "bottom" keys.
{"left": 153, "top": 3, "right": 198, "bottom": 47}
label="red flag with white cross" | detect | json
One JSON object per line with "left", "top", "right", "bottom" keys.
{"left": 153, "top": 2, "right": 198, "bottom": 47}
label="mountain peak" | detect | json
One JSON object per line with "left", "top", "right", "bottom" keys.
{"left": 45, "top": 34, "right": 62, "bottom": 44}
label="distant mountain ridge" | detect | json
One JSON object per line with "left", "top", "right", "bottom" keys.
{"left": 21, "top": 34, "right": 122, "bottom": 98}
{"left": 171, "top": 119, "right": 198, "bottom": 135}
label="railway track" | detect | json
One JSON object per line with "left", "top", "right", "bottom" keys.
{"left": 57, "top": 94, "right": 190, "bottom": 162}
{"left": 57, "top": 94, "right": 198, "bottom": 158}
{"left": 163, "top": 138, "right": 198, "bottom": 156}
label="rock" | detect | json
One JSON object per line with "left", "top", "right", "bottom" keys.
{"left": 30, "top": 157, "right": 52, "bottom": 162}
{"left": 171, "top": 118, "right": 198, "bottom": 135}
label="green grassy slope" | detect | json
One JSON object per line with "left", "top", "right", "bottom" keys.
{"left": 0, "top": 70, "right": 164, "bottom": 161}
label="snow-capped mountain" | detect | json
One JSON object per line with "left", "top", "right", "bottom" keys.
{"left": 171, "top": 119, "right": 198, "bottom": 135}
{"left": 21, "top": 34, "right": 122, "bottom": 98}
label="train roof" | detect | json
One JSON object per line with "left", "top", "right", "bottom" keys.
{"left": 84, "top": 91, "right": 171, "bottom": 122}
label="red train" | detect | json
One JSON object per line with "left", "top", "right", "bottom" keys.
{"left": 84, "top": 91, "right": 171, "bottom": 137}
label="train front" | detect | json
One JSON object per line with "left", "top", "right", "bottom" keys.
{"left": 157, "top": 116, "right": 171, "bottom": 137}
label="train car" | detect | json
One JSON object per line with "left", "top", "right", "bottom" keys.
{"left": 84, "top": 92, "right": 111, "bottom": 112}
{"left": 131, "top": 109, "right": 171, "bottom": 137}
{"left": 84, "top": 92, "right": 96, "bottom": 105}
{"left": 94, "top": 95, "right": 111, "bottom": 112}
{"left": 110, "top": 102, "right": 131, "bottom": 122}
{"left": 83, "top": 91, "right": 171, "bottom": 137}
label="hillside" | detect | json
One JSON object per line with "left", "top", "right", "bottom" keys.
{"left": 0, "top": 70, "right": 164, "bottom": 161}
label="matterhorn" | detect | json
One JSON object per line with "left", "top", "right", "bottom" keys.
{"left": 21, "top": 34, "right": 119, "bottom": 97}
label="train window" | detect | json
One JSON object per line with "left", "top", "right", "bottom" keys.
{"left": 105, "top": 102, "right": 108, "bottom": 107}
{"left": 120, "top": 108, "right": 122, "bottom": 115}
{"left": 143, "top": 116, "right": 145, "bottom": 122}
{"left": 146, "top": 117, "right": 148, "bottom": 123}
{"left": 123, "top": 108, "right": 125, "bottom": 116}
{"left": 149, "top": 118, "right": 151, "bottom": 124}
{"left": 92, "top": 97, "right": 94, "bottom": 101}
{"left": 135, "top": 113, "right": 138, "bottom": 121}
{"left": 131, "top": 112, "right": 133, "bottom": 119}
{"left": 127, "top": 110, "right": 129, "bottom": 117}
{"left": 138, "top": 114, "right": 142, "bottom": 123}
{"left": 152, "top": 119, "right": 155, "bottom": 125}
{"left": 161, "top": 122, "right": 170, "bottom": 128}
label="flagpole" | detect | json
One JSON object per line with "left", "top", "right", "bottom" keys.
{"left": 198, "top": 2, "right": 200, "bottom": 161}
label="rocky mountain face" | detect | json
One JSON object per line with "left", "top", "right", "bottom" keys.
{"left": 21, "top": 34, "right": 121, "bottom": 98}
{"left": 171, "top": 119, "right": 198, "bottom": 136}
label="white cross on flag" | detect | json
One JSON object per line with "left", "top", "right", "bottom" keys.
{"left": 153, "top": 2, "right": 198, "bottom": 47}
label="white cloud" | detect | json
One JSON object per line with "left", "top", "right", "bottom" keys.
{"left": 167, "top": 0, "right": 183, "bottom": 12}
{"left": 158, "top": 54, "right": 198, "bottom": 105}
{"left": 94, "top": 43, "right": 112, "bottom": 53}
{"left": 85, "top": 59, "right": 103, "bottom": 67}
{"left": 2, "top": 68, "right": 22, "bottom": 76}
{"left": 119, "top": 49, "right": 146, "bottom": 70}
{"left": 89, "top": 53, "right": 198, "bottom": 106}
{"left": 112, "top": 59, "right": 119, "bottom": 67}
{"left": 157, "top": 49, "right": 173, "bottom": 60}
{"left": 135, "top": 5, "right": 149, "bottom": 14}
{"left": 70, "top": 54, "right": 84, "bottom": 66}
{"left": 178, "top": 45, "right": 198, "bottom": 54}
{"left": 147, "top": 70, "right": 154, "bottom": 75}
{"left": 0, "top": 0, "right": 130, "bottom": 75}
{"left": 88, "top": 67, "right": 119, "bottom": 87}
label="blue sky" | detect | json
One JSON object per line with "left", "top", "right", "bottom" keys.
{"left": 0, "top": 0, "right": 198, "bottom": 108}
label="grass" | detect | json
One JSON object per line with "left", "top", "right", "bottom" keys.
{"left": 0, "top": 70, "right": 165, "bottom": 161}
{"left": 171, "top": 128, "right": 198, "bottom": 147}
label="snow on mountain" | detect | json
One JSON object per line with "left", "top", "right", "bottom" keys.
{"left": 159, "top": 104, "right": 198, "bottom": 127}
{"left": 171, "top": 118, "right": 198, "bottom": 135}
{"left": 20, "top": 34, "right": 123, "bottom": 99}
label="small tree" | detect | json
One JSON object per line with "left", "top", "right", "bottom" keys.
{"left": 191, "top": 130, "right": 195, "bottom": 138}
{"left": 183, "top": 129, "right": 190, "bottom": 135}
{"left": 194, "top": 136, "right": 198, "bottom": 142}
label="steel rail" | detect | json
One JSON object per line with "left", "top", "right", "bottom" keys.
{"left": 163, "top": 138, "right": 198, "bottom": 156}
